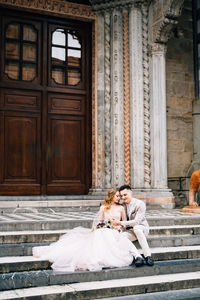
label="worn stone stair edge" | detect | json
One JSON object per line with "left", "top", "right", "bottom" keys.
{"left": 0, "top": 200, "right": 102, "bottom": 209}
{"left": 0, "top": 271, "right": 200, "bottom": 299}
{"left": 1, "top": 234, "right": 200, "bottom": 257}
{"left": 1, "top": 244, "right": 200, "bottom": 263}
{"left": 1, "top": 245, "right": 200, "bottom": 272}
{"left": 1, "top": 232, "right": 200, "bottom": 245}
{"left": 1, "top": 233, "right": 200, "bottom": 245}
{"left": 1, "top": 218, "right": 200, "bottom": 232}
{"left": 1, "top": 225, "right": 200, "bottom": 244}
{"left": 1, "top": 260, "right": 200, "bottom": 292}
{"left": 1, "top": 223, "right": 200, "bottom": 235}
{"left": 98, "top": 287, "right": 200, "bottom": 300}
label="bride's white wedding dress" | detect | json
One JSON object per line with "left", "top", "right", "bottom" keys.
{"left": 32, "top": 207, "right": 134, "bottom": 272}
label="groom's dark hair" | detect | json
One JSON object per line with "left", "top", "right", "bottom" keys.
{"left": 119, "top": 185, "right": 132, "bottom": 192}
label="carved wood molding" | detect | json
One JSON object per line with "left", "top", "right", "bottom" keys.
{"left": 0, "top": 0, "right": 96, "bottom": 20}
{"left": 123, "top": 10, "right": 131, "bottom": 185}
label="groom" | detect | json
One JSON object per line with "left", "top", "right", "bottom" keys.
{"left": 113, "top": 184, "right": 154, "bottom": 267}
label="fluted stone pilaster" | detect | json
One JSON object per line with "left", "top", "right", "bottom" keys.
{"left": 150, "top": 43, "right": 168, "bottom": 189}
{"left": 129, "top": 6, "right": 144, "bottom": 188}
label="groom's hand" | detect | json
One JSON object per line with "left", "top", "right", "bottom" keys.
{"left": 112, "top": 218, "right": 121, "bottom": 226}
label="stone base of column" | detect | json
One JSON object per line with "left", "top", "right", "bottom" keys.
{"left": 89, "top": 188, "right": 175, "bottom": 208}
{"left": 180, "top": 206, "right": 200, "bottom": 213}
{"left": 132, "top": 189, "right": 175, "bottom": 209}
{"left": 88, "top": 188, "right": 110, "bottom": 196}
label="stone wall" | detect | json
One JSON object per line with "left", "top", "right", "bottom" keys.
{"left": 166, "top": 1, "right": 194, "bottom": 207}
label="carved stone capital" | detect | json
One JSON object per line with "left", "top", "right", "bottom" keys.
{"left": 165, "top": 0, "right": 184, "bottom": 19}
{"left": 156, "top": 17, "right": 178, "bottom": 44}
{"left": 149, "top": 43, "right": 167, "bottom": 56}
{"left": 155, "top": 0, "right": 184, "bottom": 44}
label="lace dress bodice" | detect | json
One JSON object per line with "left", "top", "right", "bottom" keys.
{"left": 103, "top": 206, "right": 122, "bottom": 221}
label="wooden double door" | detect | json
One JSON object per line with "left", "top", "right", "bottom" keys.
{"left": 0, "top": 9, "right": 92, "bottom": 195}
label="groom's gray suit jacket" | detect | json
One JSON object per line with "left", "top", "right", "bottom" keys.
{"left": 121, "top": 198, "right": 149, "bottom": 231}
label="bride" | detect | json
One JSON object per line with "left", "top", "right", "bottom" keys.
{"left": 33, "top": 189, "right": 136, "bottom": 272}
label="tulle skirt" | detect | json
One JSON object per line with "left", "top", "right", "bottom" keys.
{"left": 32, "top": 227, "right": 133, "bottom": 272}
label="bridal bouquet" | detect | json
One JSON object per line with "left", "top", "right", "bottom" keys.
{"left": 94, "top": 219, "right": 114, "bottom": 230}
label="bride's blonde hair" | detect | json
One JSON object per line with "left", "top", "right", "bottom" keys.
{"left": 102, "top": 188, "right": 117, "bottom": 210}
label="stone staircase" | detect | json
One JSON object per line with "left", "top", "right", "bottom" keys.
{"left": 1, "top": 205, "right": 200, "bottom": 299}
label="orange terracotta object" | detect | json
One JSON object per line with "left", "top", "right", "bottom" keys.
{"left": 189, "top": 169, "right": 200, "bottom": 192}
{"left": 180, "top": 206, "right": 200, "bottom": 213}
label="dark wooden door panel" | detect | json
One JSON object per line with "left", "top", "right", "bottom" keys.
{"left": 48, "top": 93, "right": 85, "bottom": 115}
{"left": 0, "top": 10, "right": 91, "bottom": 195}
{"left": 0, "top": 112, "right": 41, "bottom": 194}
{"left": 47, "top": 116, "right": 86, "bottom": 194}
{"left": 0, "top": 89, "right": 41, "bottom": 112}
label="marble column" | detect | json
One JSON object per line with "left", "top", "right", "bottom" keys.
{"left": 110, "top": 9, "right": 124, "bottom": 188}
{"left": 129, "top": 5, "right": 144, "bottom": 189}
{"left": 104, "top": 11, "right": 112, "bottom": 189}
{"left": 150, "top": 43, "right": 168, "bottom": 189}
{"left": 96, "top": 13, "right": 105, "bottom": 190}
{"left": 90, "top": 8, "right": 125, "bottom": 194}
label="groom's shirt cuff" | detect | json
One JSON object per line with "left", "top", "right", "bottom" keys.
{"left": 121, "top": 220, "right": 137, "bottom": 227}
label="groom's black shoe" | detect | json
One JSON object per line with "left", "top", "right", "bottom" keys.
{"left": 134, "top": 256, "right": 144, "bottom": 267}
{"left": 145, "top": 256, "right": 154, "bottom": 266}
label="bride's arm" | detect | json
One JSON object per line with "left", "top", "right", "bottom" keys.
{"left": 99, "top": 205, "right": 105, "bottom": 220}
{"left": 121, "top": 207, "right": 127, "bottom": 221}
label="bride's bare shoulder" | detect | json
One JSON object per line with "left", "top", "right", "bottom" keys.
{"left": 100, "top": 204, "right": 106, "bottom": 211}
{"left": 119, "top": 205, "right": 125, "bottom": 211}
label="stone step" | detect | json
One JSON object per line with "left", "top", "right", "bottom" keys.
{"left": 0, "top": 271, "right": 200, "bottom": 299}
{"left": 0, "top": 198, "right": 102, "bottom": 214}
{"left": 1, "top": 225, "right": 200, "bottom": 244}
{"left": 1, "top": 233, "right": 200, "bottom": 257}
{"left": 1, "top": 246, "right": 200, "bottom": 273}
{"left": 99, "top": 287, "right": 200, "bottom": 300}
{"left": 1, "top": 214, "right": 200, "bottom": 231}
{"left": 1, "top": 259, "right": 200, "bottom": 292}
{"left": 0, "top": 219, "right": 93, "bottom": 232}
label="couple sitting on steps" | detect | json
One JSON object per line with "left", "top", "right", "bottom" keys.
{"left": 33, "top": 185, "right": 154, "bottom": 272}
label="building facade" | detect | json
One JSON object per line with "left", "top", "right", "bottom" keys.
{"left": 0, "top": 0, "right": 196, "bottom": 208}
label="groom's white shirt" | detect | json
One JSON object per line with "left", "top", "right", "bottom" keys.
{"left": 121, "top": 197, "right": 149, "bottom": 230}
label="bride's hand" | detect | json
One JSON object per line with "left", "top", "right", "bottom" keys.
{"left": 113, "top": 225, "right": 122, "bottom": 231}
